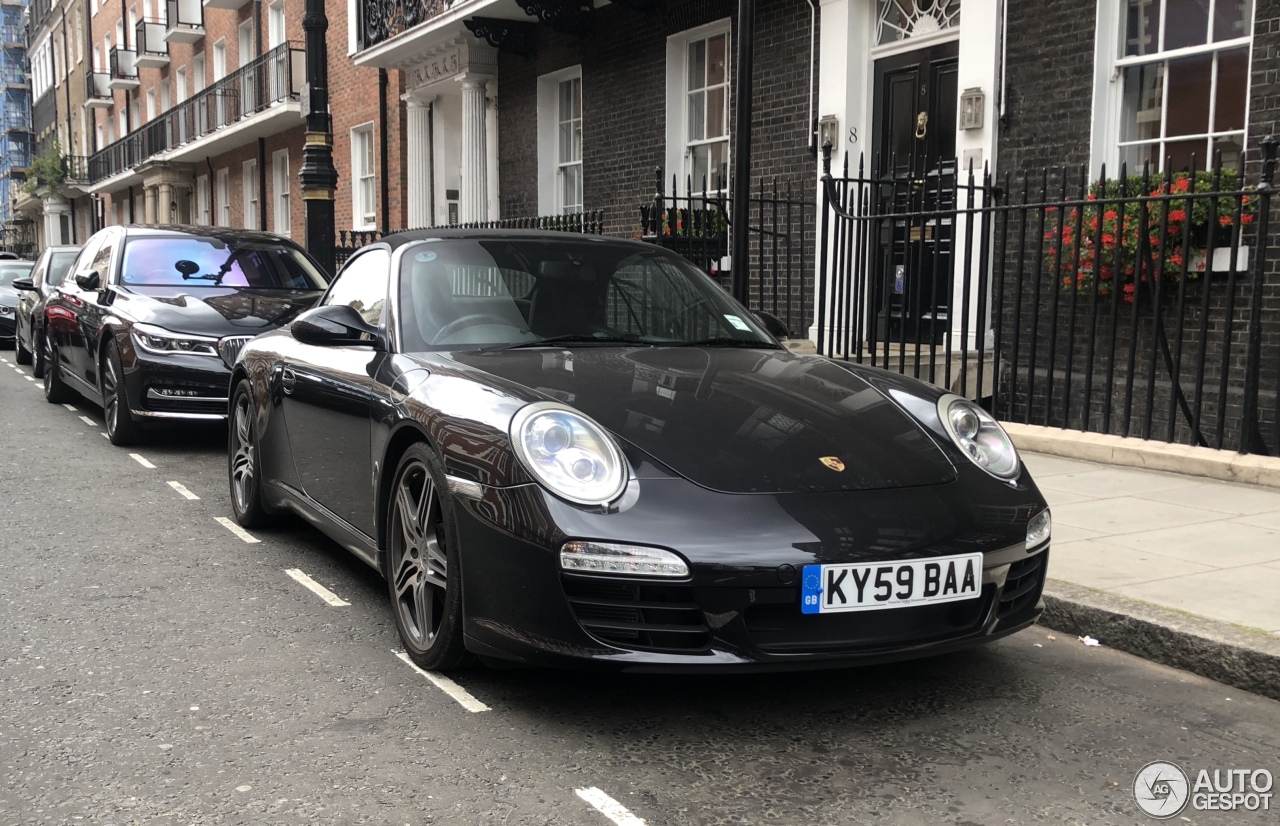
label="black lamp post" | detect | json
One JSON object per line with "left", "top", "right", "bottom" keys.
{"left": 300, "top": 0, "right": 338, "bottom": 274}
{"left": 729, "top": 0, "right": 755, "bottom": 306}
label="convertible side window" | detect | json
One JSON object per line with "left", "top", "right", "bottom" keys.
{"left": 323, "top": 248, "right": 391, "bottom": 326}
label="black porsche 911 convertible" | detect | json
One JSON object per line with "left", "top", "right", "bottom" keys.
{"left": 228, "top": 230, "right": 1051, "bottom": 672}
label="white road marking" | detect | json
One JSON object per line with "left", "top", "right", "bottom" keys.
{"left": 129, "top": 453, "right": 156, "bottom": 469}
{"left": 284, "top": 569, "right": 350, "bottom": 607}
{"left": 394, "top": 651, "right": 490, "bottom": 712}
{"left": 79, "top": 415, "right": 95, "bottom": 426}
{"left": 575, "top": 788, "right": 647, "bottom": 826}
{"left": 167, "top": 481, "right": 200, "bottom": 500}
{"left": 24, "top": 375, "right": 34, "bottom": 382}
{"left": 100, "top": 432, "right": 109, "bottom": 439}
{"left": 63, "top": 404, "right": 77, "bottom": 412}
{"left": 214, "top": 516, "right": 260, "bottom": 544}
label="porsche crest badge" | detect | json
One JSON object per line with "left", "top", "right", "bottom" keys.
{"left": 819, "top": 456, "right": 845, "bottom": 472}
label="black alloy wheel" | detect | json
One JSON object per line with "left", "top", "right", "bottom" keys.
{"left": 387, "top": 444, "right": 471, "bottom": 671}
{"left": 14, "top": 331, "right": 31, "bottom": 365}
{"left": 101, "top": 339, "right": 143, "bottom": 446}
{"left": 228, "top": 381, "right": 272, "bottom": 528}
{"left": 31, "top": 329, "right": 46, "bottom": 379}
{"left": 42, "top": 335, "right": 75, "bottom": 404}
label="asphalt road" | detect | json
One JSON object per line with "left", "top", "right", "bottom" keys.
{"left": 2, "top": 352, "right": 1279, "bottom": 826}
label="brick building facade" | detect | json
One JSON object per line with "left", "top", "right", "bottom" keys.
{"left": 80, "top": 0, "right": 402, "bottom": 249}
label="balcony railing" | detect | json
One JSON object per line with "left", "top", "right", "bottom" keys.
{"left": 165, "top": 0, "right": 205, "bottom": 43}
{"left": 135, "top": 20, "right": 170, "bottom": 68}
{"left": 89, "top": 41, "right": 304, "bottom": 184}
{"left": 109, "top": 48, "right": 140, "bottom": 89}
{"left": 85, "top": 70, "right": 112, "bottom": 107}
{"left": 64, "top": 154, "right": 89, "bottom": 183}
{"left": 357, "top": 0, "right": 456, "bottom": 52}
{"left": 1, "top": 24, "right": 22, "bottom": 46}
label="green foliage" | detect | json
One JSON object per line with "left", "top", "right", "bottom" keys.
{"left": 20, "top": 146, "right": 69, "bottom": 196}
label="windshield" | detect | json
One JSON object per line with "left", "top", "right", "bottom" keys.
{"left": 120, "top": 237, "right": 328, "bottom": 290}
{"left": 0, "top": 262, "right": 32, "bottom": 287}
{"left": 397, "top": 239, "right": 775, "bottom": 351}
{"left": 45, "top": 251, "right": 78, "bottom": 287}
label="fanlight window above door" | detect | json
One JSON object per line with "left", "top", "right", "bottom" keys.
{"left": 877, "top": 0, "right": 961, "bottom": 46}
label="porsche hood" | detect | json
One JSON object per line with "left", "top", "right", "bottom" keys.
{"left": 450, "top": 347, "right": 958, "bottom": 494}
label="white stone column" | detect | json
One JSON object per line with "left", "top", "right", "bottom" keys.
{"left": 42, "top": 196, "right": 70, "bottom": 245}
{"left": 460, "top": 78, "right": 489, "bottom": 224}
{"left": 406, "top": 100, "right": 432, "bottom": 229}
{"left": 486, "top": 82, "right": 499, "bottom": 221}
{"left": 158, "top": 183, "right": 173, "bottom": 224}
{"left": 144, "top": 186, "right": 157, "bottom": 224}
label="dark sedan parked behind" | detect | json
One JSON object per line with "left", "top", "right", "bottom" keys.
{"left": 43, "top": 226, "right": 328, "bottom": 445}
{"left": 228, "top": 230, "right": 1051, "bottom": 673}
{"left": 12, "top": 246, "right": 80, "bottom": 377}
{"left": 0, "top": 259, "right": 34, "bottom": 347}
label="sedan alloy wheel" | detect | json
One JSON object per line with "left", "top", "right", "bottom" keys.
{"left": 228, "top": 383, "right": 272, "bottom": 527}
{"left": 42, "top": 336, "right": 75, "bottom": 404}
{"left": 102, "top": 341, "right": 143, "bottom": 446}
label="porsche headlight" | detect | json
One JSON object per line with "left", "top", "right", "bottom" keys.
{"left": 510, "top": 402, "right": 628, "bottom": 506}
{"left": 937, "top": 394, "right": 1021, "bottom": 480}
{"left": 131, "top": 322, "right": 219, "bottom": 357}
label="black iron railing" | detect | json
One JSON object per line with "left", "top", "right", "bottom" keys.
{"left": 357, "top": 0, "right": 455, "bottom": 51}
{"left": 640, "top": 169, "right": 814, "bottom": 337}
{"left": 816, "top": 141, "right": 1280, "bottom": 457}
{"left": 334, "top": 209, "right": 606, "bottom": 267}
{"left": 64, "top": 154, "right": 89, "bottom": 182}
{"left": 89, "top": 41, "right": 303, "bottom": 183}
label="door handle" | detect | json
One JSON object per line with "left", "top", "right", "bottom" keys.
{"left": 281, "top": 367, "right": 296, "bottom": 394}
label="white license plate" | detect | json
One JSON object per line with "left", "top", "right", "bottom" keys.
{"left": 799, "top": 553, "right": 982, "bottom": 614}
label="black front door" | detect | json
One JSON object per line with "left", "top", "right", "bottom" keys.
{"left": 871, "top": 42, "right": 958, "bottom": 345}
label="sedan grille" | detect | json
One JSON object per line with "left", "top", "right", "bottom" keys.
{"left": 997, "top": 551, "right": 1049, "bottom": 621}
{"left": 217, "top": 335, "right": 255, "bottom": 369}
{"left": 562, "top": 575, "right": 710, "bottom": 652}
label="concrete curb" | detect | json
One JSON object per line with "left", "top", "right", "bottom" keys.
{"left": 1039, "top": 580, "right": 1280, "bottom": 701}
{"left": 1003, "top": 422, "right": 1280, "bottom": 490}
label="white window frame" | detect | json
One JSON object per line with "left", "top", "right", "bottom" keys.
{"left": 216, "top": 168, "right": 230, "bottom": 227}
{"left": 536, "top": 66, "right": 583, "bottom": 215}
{"left": 665, "top": 20, "right": 732, "bottom": 198}
{"left": 272, "top": 148, "right": 290, "bottom": 236}
{"left": 1089, "top": 0, "right": 1254, "bottom": 174}
{"left": 196, "top": 174, "right": 210, "bottom": 225}
{"left": 145, "top": 89, "right": 156, "bottom": 121}
{"left": 350, "top": 123, "right": 376, "bottom": 230}
{"left": 243, "top": 159, "right": 259, "bottom": 230}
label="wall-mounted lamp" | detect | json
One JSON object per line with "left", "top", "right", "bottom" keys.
{"left": 959, "top": 88, "right": 985, "bottom": 131}
{"left": 818, "top": 115, "right": 841, "bottom": 149}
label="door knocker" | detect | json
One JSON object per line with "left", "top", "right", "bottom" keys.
{"left": 915, "top": 111, "right": 928, "bottom": 140}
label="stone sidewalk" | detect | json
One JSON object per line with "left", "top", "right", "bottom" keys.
{"left": 1024, "top": 451, "right": 1280, "bottom": 637}
{"left": 1008, "top": 438, "right": 1280, "bottom": 700}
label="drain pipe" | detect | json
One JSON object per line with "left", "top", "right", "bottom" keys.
{"left": 806, "top": 0, "right": 817, "bottom": 155}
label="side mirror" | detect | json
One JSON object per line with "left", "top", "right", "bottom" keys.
{"left": 75, "top": 270, "right": 101, "bottom": 291}
{"left": 753, "top": 311, "right": 790, "bottom": 340}
{"left": 291, "top": 304, "right": 381, "bottom": 348}
{"left": 11, "top": 278, "right": 35, "bottom": 291}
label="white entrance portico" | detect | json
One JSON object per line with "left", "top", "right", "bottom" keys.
{"left": 402, "top": 39, "right": 501, "bottom": 228}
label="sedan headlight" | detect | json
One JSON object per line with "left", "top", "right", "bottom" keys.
{"left": 937, "top": 394, "right": 1021, "bottom": 480}
{"left": 510, "top": 402, "right": 628, "bottom": 506}
{"left": 131, "top": 322, "right": 219, "bottom": 357}
{"left": 0, "top": 305, "right": 14, "bottom": 316}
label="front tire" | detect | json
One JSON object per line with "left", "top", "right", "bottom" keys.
{"left": 228, "top": 381, "right": 273, "bottom": 528}
{"left": 102, "top": 339, "right": 144, "bottom": 446}
{"left": 42, "top": 336, "right": 76, "bottom": 404}
{"left": 31, "top": 330, "right": 46, "bottom": 379}
{"left": 15, "top": 333, "right": 31, "bottom": 365}
{"left": 387, "top": 444, "right": 472, "bottom": 671}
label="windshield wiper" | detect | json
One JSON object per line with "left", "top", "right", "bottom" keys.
{"left": 480, "top": 333, "right": 651, "bottom": 352}
{"left": 680, "top": 337, "right": 782, "bottom": 349}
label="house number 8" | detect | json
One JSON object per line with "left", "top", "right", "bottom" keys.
{"left": 848, "top": 127, "right": 858, "bottom": 144}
